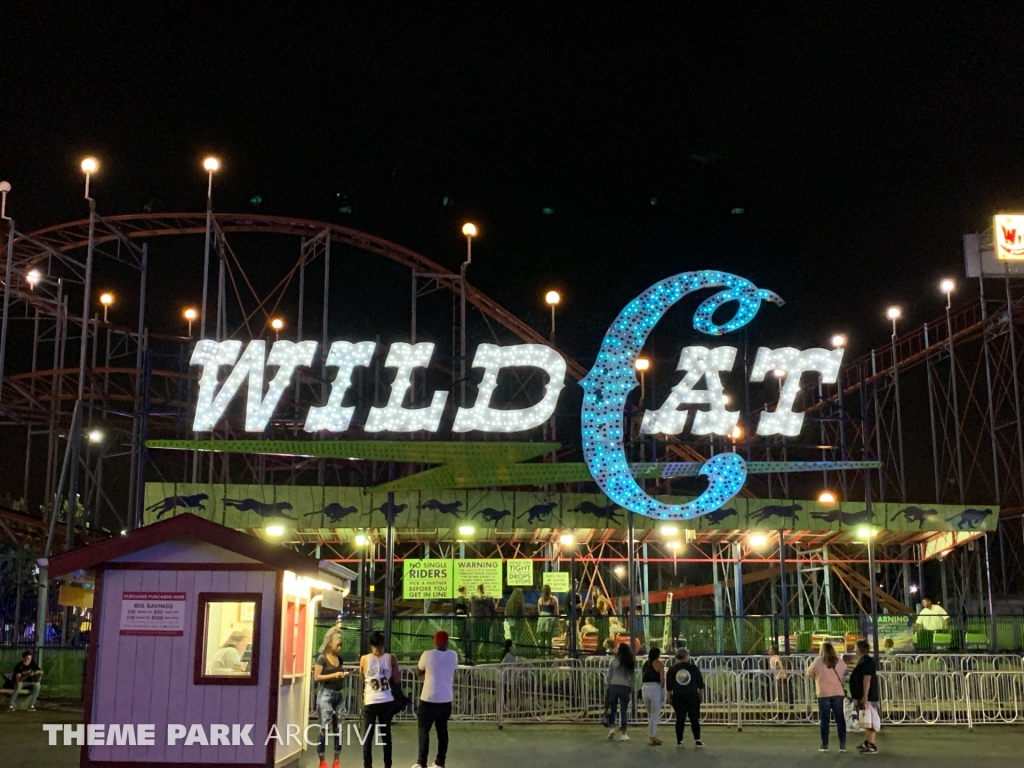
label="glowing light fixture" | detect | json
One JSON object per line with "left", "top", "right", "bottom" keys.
{"left": 940, "top": 278, "right": 955, "bottom": 295}
{"left": 354, "top": 533, "right": 369, "bottom": 547}
{"left": 270, "top": 318, "right": 284, "bottom": 331}
{"left": 461, "top": 222, "right": 478, "bottom": 237}
{"left": 559, "top": 533, "right": 575, "bottom": 546}
{"left": 183, "top": 308, "right": 198, "bottom": 321}
{"left": 749, "top": 533, "right": 768, "bottom": 548}
{"left": 87, "top": 429, "right": 103, "bottom": 443}
{"left": 818, "top": 491, "right": 837, "bottom": 504}
{"left": 99, "top": 292, "right": 114, "bottom": 307}
{"left": 831, "top": 334, "right": 847, "bottom": 349}
{"left": 909, "top": 584, "right": 919, "bottom": 594}
{"left": 660, "top": 524, "right": 679, "bottom": 536}
{"left": 265, "top": 524, "right": 285, "bottom": 537}
{"left": 730, "top": 425, "right": 743, "bottom": 440}
{"left": 886, "top": 306, "right": 902, "bottom": 321}
{"left": 856, "top": 525, "right": 878, "bottom": 540}
{"left": 545, "top": 290, "right": 561, "bottom": 306}
{"left": 203, "top": 156, "right": 221, "bottom": 173}
{"left": 613, "top": 565, "right": 626, "bottom": 577}
{"left": 80, "top": 157, "right": 99, "bottom": 174}
{"left": 458, "top": 524, "right": 475, "bottom": 537}
{"left": 26, "top": 269, "right": 41, "bottom": 289}
{"left": 634, "top": 357, "right": 650, "bottom": 372}
{"left": 667, "top": 540, "right": 682, "bottom": 551}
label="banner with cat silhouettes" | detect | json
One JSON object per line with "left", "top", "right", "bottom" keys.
{"left": 144, "top": 483, "right": 998, "bottom": 534}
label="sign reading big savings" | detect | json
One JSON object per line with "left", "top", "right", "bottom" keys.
{"left": 191, "top": 271, "right": 842, "bottom": 520}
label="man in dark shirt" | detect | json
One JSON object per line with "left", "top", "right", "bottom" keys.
{"left": 9, "top": 651, "right": 43, "bottom": 711}
{"left": 849, "top": 640, "right": 880, "bottom": 754}
{"left": 666, "top": 648, "right": 705, "bottom": 747}
{"left": 452, "top": 586, "right": 471, "bottom": 663}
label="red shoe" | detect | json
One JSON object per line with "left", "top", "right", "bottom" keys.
{"left": 318, "top": 760, "right": 327, "bottom": 768}
{"left": 332, "top": 760, "right": 341, "bottom": 768}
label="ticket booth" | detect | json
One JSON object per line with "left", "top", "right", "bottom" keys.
{"left": 41, "top": 513, "right": 356, "bottom": 768}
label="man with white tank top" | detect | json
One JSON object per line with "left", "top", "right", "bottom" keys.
{"left": 412, "top": 630, "right": 459, "bottom": 768}
{"left": 360, "top": 631, "right": 400, "bottom": 768}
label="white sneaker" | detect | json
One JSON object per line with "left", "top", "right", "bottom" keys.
{"left": 608, "top": 728, "right": 617, "bottom": 740}
{"left": 618, "top": 733, "right": 630, "bottom": 742}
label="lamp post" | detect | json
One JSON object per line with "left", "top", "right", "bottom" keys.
{"left": 886, "top": 306, "right": 907, "bottom": 501}
{"left": 545, "top": 290, "right": 560, "bottom": 343}
{"left": 183, "top": 307, "right": 197, "bottom": 339}
{"left": 271, "top": 317, "right": 284, "bottom": 341}
{"left": 200, "top": 157, "right": 220, "bottom": 341}
{"left": 460, "top": 223, "right": 477, "bottom": 409}
{"left": 100, "top": 292, "right": 114, "bottom": 400}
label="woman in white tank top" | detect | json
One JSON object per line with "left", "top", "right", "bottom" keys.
{"left": 359, "top": 631, "right": 399, "bottom": 768}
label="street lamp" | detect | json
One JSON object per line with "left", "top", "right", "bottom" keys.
{"left": 26, "top": 269, "right": 40, "bottom": 289}
{"left": 183, "top": 307, "right": 198, "bottom": 338}
{"left": 940, "top": 278, "right": 955, "bottom": 309}
{"left": 270, "top": 317, "right": 284, "bottom": 340}
{"left": 459, "top": 223, "right": 477, "bottom": 408}
{"left": 886, "top": 306, "right": 901, "bottom": 336}
{"left": 818, "top": 491, "right": 837, "bottom": 504}
{"left": 87, "top": 429, "right": 103, "bottom": 443}
{"left": 730, "top": 425, "right": 743, "bottom": 440}
{"left": 545, "top": 290, "right": 560, "bottom": 342}
{"left": 80, "top": 157, "right": 99, "bottom": 199}
{"left": 831, "top": 333, "right": 847, "bottom": 349}
{"left": 634, "top": 357, "right": 650, "bottom": 406}
{"left": 203, "top": 156, "right": 220, "bottom": 200}
{"left": 99, "top": 292, "right": 114, "bottom": 323}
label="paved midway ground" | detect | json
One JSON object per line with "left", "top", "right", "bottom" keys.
{"left": 3, "top": 710, "right": 1016, "bottom": 768}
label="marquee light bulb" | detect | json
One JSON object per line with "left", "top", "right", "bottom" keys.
{"left": 452, "top": 343, "right": 567, "bottom": 433}
{"left": 203, "top": 156, "right": 221, "bottom": 173}
{"left": 366, "top": 342, "right": 449, "bottom": 432}
{"left": 545, "top": 290, "right": 561, "bottom": 306}
{"left": 80, "top": 157, "right": 99, "bottom": 174}
{"left": 462, "top": 222, "right": 478, "bottom": 237}
{"left": 305, "top": 341, "right": 377, "bottom": 432}
{"left": 641, "top": 346, "right": 738, "bottom": 436}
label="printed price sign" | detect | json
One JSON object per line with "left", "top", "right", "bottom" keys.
{"left": 119, "top": 592, "right": 187, "bottom": 636}
{"left": 542, "top": 571, "right": 570, "bottom": 593}
{"left": 506, "top": 560, "right": 534, "bottom": 586}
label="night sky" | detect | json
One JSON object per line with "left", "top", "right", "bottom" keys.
{"left": 3, "top": 4, "right": 1023, "bottom": 361}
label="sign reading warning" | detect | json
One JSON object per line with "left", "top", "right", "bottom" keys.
{"left": 119, "top": 592, "right": 187, "bottom": 637}
{"left": 454, "top": 559, "right": 503, "bottom": 597}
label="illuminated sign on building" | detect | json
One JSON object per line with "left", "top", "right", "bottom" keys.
{"left": 994, "top": 214, "right": 1024, "bottom": 260}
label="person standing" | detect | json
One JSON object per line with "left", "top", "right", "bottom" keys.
{"left": 806, "top": 642, "right": 848, "bottom": 752}
{"left": 470, "top": 584, "right": 496, "bottom": 663}
{"left": 666, "top": 648, "right": 705, "bottom": 747}
{"left": 452, "top": 586, "right": 471, "bottom": 662}
{"left": 914, "top": 598, "right": 949, "bottom": 632}
{"left": 850, "top": 639, "right": 881, "bottom": 754}
{"left": 640, "top": 647, "right": 666, "bottom": 746}
{"left": 8, "top": 651, "right": 43, "bottom": 711}
{"left": 359, "top": 631, "right": 400, "bottom": 768}
{"left": 504, "top": 588, "right": 527, "bottom": 651}
{"left": 536, "top": 584, "right": 560, "bottom": 656}
{"left": 413, "top": 630, "right": 459, "bottom": 768}
{"left": 313, "top": 631, "right": 350, "bottom": 768}
{"left": 604, "top": 641, "right": 635, "bottom": 741}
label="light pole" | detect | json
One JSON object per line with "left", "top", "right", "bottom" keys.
{"left": 183, "top": 307, "right": 197, "bottom": 339}
{"left": 634, "top": 357, "right": 650, "bottom": 407}
{"left": 271, "top": 317, "right": 284, "bottom": 341}
{"left": 200, "top": 157, "right": 220, "bottom": 341}
{"left": 100, "top": 292, "right": 114, "bottom": 401}
{"left": 545, "top": 290, "right": 560, "bottom": 343}
{"left": 460, "top": 223, "right": 477, "bottom": 409}
{"left": 886, "top": 305, "right": 907, "bottom": 500}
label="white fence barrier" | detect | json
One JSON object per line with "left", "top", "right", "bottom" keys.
{"left": 312, "top": 660, "right": 1024, "bottom": 729}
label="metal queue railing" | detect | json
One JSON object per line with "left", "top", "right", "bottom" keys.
{"left": 313, "top": 655, "right": 1024, "bottom": 729}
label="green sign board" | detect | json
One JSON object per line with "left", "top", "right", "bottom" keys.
{"left": 542, "top": 571, "right": 570, "bottom": 593}
{"left": 403, "top": 558, "right": 454, "bottom": 600}
{"left": 506, "top": 560, "right": 534, "bottom": 586}
{"left": 454, "top": 559, "right": 503, "bottom": 597}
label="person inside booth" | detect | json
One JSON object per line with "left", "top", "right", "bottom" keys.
{"left": 209, "top": 630, "right": 252, "bottom": 675}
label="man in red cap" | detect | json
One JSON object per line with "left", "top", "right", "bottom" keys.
{"left": 413, "top": 630, "right": 458, "bottom": 768}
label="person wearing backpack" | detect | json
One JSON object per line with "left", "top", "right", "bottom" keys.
{"left": 806, "top": 642, "right": 848, "bottom": 752}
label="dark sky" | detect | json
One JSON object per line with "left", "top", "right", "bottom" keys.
{"left": 3, "top": 4, "right": 1023, "bottom": 360}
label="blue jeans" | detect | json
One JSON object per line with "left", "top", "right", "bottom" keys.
{"left": 317, "top": 688, "right": 345, "bottom": 757}
{"left": 11, "top": 681, "right": 40, "bottom": 709}
{"left": 607, "top": 684, "right": 631, "bottom": 731}
{"left": 818, "top": 695, "right": 846, "bottom": 748}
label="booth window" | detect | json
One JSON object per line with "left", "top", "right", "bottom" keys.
{"left": 194, "top": 592, "right": 262, "bottom": 686}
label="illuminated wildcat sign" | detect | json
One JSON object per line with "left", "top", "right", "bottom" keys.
{"left": 189, "top": 270, "right": 843, "bottom": 518}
